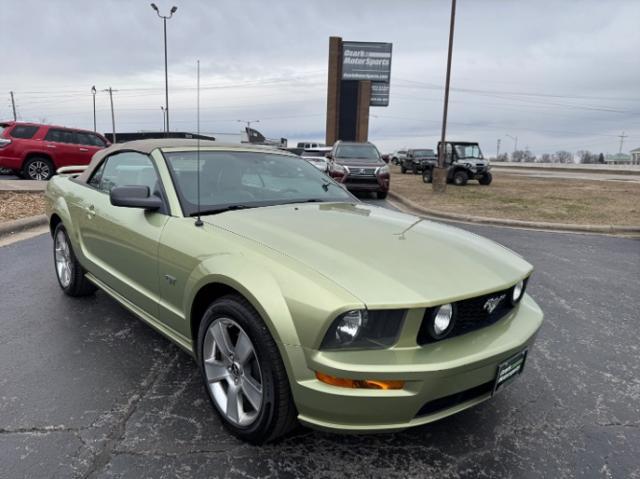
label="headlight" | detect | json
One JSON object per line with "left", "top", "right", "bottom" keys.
{"left": 511, "top": 279, "right": 525, "bottom": 304}
{"left": 321, "top": 309, "right": 405, "bottom": 350}
{"left": 377, "top": 165, "right": 389, "bottom": 175}
{"left": 425, "top": 303, "right": 455, "bottom": 340}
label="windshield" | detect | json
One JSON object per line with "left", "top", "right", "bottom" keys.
{"left": 413, "top": 149, "right": 435, "bottom": 157}
{"left": 335, "top": 144, "right": 381, "bottom": 162}
{"left": 164, "top": 150, "right": 353, "bottom": 215}
{"left": 454, "top": 144, "right": 483, "bottom": 159}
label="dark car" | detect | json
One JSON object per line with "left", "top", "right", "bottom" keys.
{"left": 422, "top": 141, "right": 492, "bottom": 186}
{"left": 401, "top": 148, "right": 437, "bottom": 174}
{"left": 327, "top": 141, "right": 389, "bottom": 199}
{"left": 0, "top": 121, "right": 109, "bottom": 180}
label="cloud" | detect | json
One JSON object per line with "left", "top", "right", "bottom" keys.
{"left": 1, "top": 0, "right": 638, "bottom": 154}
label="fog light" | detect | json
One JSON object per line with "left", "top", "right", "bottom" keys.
{"left": 315, "top": 371, "right": 404, "bottom": 390}
{"left": 511, "top": 280, "right": 524, "bottom": 304}
{"left": 426, "top": 303, "right": 455, "bottom": 340}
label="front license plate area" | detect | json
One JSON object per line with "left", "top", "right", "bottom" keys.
{"left": 493, "top": 349, "right": 527, "bottom": 395}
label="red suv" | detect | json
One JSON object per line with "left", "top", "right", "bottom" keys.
{"left": 0, "top": 121, "right": 110, "bottom": 180}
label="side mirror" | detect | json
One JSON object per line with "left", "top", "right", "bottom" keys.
{"left": 110, "top": 185, "right": 162, "bottom": 211}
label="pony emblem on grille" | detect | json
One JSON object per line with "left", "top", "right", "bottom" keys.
{"left": 484, "top": 294, "right": 506, "bottom": 314}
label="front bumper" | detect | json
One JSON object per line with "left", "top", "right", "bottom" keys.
{"left": 285, "top": 294, "right": 543, "bottom": 433}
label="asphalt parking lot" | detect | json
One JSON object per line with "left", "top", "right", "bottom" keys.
{"left": 1, "top": 199, "right": 639, "bottom": 479}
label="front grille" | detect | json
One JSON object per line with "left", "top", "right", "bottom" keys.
{"left": 348, "top": 167, "right": 377, "bottom": 176}
{"left": 417, "top": 286, "right": 518, "bottom": 345}
{"left": 415, "top": 381, "right": 493, "bottom": 417}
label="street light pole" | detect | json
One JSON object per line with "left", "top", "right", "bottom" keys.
{"left": 161, "top": 106, "right": 166, "bottom": 131}
{"left": 102, "top": 87, "right": 118, "bottom": 143}
{"left": 91, "top": 86, "right": 97, "bottom": 132}
{"left": 433, "top": 0, "right": 457, "bottom": 193}
{"left": 151, "top": 3, "right": 177, "bottom": 134}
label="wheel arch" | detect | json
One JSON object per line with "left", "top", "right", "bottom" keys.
{"left": 24, "top": 151, "right": 54, "bottom": 165}
{"left": 186, "top": 266, "right": 302, "bottom": 355}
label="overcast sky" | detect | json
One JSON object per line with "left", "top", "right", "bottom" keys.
{"left": 1, "top": 0, "right": 639, "bottom": 154}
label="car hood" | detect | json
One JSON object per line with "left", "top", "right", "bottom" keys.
{"left": 205, "top": 202, "right": 532, "bottom": 307}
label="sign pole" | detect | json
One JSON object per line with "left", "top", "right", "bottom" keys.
{"left": 433, "top": 0, "right": 457, "bottom": 193}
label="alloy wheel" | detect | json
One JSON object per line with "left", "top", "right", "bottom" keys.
{"left": 28, "top": 161, "right": 50, "bottom": 180}
{"left": 54, "top": 230, "right": 72, "bottom": 287}
{"left": 203, "top": 318, "right": 264, "bottom": 427}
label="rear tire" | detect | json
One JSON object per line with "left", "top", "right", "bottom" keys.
{"left": 400, "top": 165, "right": 407, "bottom": 174}
{"left": 53, "top": 224, "right": 97, "bottom": 297}
{"left": 453, "top": 170, "right": 468, "bottom": 186}
{"left": 376, "top": 191, "right": 388, "bottom": 199}
{"left": 23, "top": 156, "right": 54, "bottom": 181}
{"left": 479, "top": 172, "right": 493, "bottom": 185}
{"left": 197, "top": 295, "right": 297, "bottom": 444}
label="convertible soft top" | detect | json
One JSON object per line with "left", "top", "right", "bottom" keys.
{"left": 77, "top": 139, "right": 286, "bottom": 183}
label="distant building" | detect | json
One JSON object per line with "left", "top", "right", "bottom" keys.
{"left": 630, "top": 147, "right": 640, "bottom": 165}
{"left": 604, "top": 153, "right": 632, "bottom": 165}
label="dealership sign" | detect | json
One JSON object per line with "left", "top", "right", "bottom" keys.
{"left": 370, "top": 82, "right": 390, "bottom": 107}
{"left": 341, "top": 41, "right": 392, "bottom": 107}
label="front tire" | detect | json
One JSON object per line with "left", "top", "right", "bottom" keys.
{"left": 479, "top": 172, "right": 493, "bottom": 185}
{"left": 453, "top": 170, "right": 469, "bottom": 186}
{"left": 412, "top": 164, "right": 418, "bottom": 175}
{"left": 376, "top": 191, "right": 388, "bottom": 199}
{"left": 422, "top": 169, "right": 433, "bottom": 183}
{"left": 400, "top": 165, "right": 407, "bottom": 174}
{"left": 53, "top": 224, "right": 96, "bottom": 297}
{"left": 23, "top": 156, "right": 54, "bottom": 181}
{"left": 197, "top": 295, "right": 297, "bottom": 444}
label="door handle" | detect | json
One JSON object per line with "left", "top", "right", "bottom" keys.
{"left": 86, "top": 205, "right": 96, "bottom": 219}
{"left": 46, "top": 144, "right": 56, "bottom": 148}
{"left": 79, "top": 148, "right": 89, "bottom": 152}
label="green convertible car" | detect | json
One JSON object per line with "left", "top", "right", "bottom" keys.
{"left": 45, "top": 139, "right": 543, "bottom": 443}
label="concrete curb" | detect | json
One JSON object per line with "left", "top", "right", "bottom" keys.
{"left": 388, "top": 192, "right": 640, "bottom": 235}
{"left": 0, "top": 214, "right": 48, "bottom": 238}
{"left": 491, "top": 164, "right": 640, "bottom": 176}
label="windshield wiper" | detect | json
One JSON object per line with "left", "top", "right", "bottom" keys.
{"left": 190, "top": 204, "right": 253, "bottom": 216}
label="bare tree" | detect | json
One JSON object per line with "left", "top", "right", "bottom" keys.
{"left": 512, "top": 149, "right": 535, "bottom": 162}
{"left": 539, "top": 153, "right": 552, "bottom": 163}
{"left": 554, "top": 150, "right": 573, "bottom": 164}
{"left": 577, "top": 150, "right": 597, "bottom": 164}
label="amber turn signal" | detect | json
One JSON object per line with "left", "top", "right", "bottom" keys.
{"left": 315, "top": 371, "right": 404, "bottom": 390}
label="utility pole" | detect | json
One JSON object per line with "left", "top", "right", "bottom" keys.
{"left": 102, "top": 87, "right": 117, "bottom": 143}
{"left": 496, "top": 138, "right": 501, "bottom": 160}
{"left": 618, "top": 131, "right": 627, "bottom": 153}
{"left": 433, "top": 0, "right": 457, "bottom": 193}
{"left": 161, "top": 106, "right": 166, "bottom": 132}
{"left": 91, "top": 86, "right": 97, "bottom": 132}
{"left": 10, "top": 91, "right": 17, "bottom": 121}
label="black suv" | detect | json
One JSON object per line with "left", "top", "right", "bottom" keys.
{"left": 422, "top": 141, "right": 492, "bottom": 186}
{"left": 401, "top": 148, "right": 437, "bottom": 174}
{"left": 327, "top": 141, "right": 390, "bottom": 199}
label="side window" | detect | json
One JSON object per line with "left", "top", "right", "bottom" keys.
{"left": 75, "top": 132, "right": 107, "bottom": 147}
{"left": 10, "top": 125, "right": 39, "bottom": 139}
{"left": 88, "top": 161, "right": 106, "bottom": 189}
{"left": 91, "top": 134, "right": 107, "bottom": 147}
{"left": 45, "top": 129, "right": 75, "bottom": 144}
{"left": 98, "top": 152, "right": 159, "bottom": 194}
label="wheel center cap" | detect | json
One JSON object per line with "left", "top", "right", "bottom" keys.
{"left": 230, "top": 362, "right": 242, "bottom": 378}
